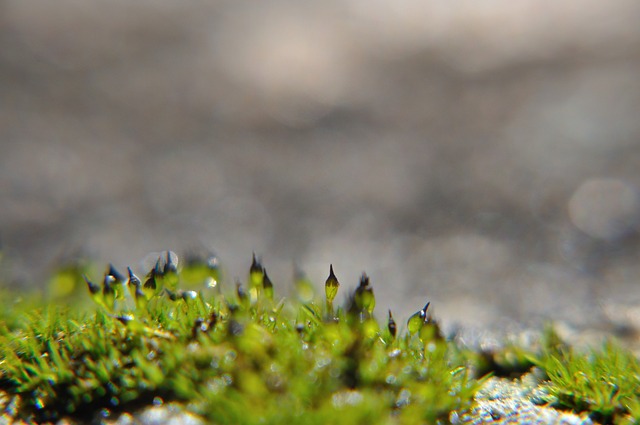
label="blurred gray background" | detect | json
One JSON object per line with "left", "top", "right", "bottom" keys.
{"left": 2, "top": 0, "right": 640, "bottom": 333}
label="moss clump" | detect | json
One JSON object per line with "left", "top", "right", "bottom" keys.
{"left": 2, "top": 251, "right": 640, "bottom": 424}
{"left": 531, "top": 331, "right": 640, "bottom": 425}
{"left": 0, "top": 253, "right": 480, "bottom": 424}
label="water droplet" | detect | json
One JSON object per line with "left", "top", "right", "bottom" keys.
{"left": 388, "top": 348, "right": 402, "bottom": 359}
{"left": 33, "top": 398, "right": 44, "bottom": 410}
{"left": 395, "top": 389, "right": 411, "bottom": 408}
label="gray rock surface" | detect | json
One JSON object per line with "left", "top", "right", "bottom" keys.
{"left": 457, "top": 376, "right": 593, "bottom": 425}
{"left": 100, "top": 404, "right": 205, "bottom": 425}
{"left": 1, "top": 1, "right": 640, "bottom": 334}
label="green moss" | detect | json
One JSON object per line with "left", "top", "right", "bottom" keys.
{"left": 531, "top": 329, "right": 640, "bottom": 424}
{"left": 1, "top": 252, "right": 639, "bottom": 424}
{"left": 0, "top": 254, "right": 481, "bottom": 424}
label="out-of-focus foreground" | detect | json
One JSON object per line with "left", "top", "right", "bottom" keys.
{"left": 2, "top": 0, "right": 640, "bottom": 333}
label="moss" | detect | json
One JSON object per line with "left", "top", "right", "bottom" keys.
{"left": 530, "top": 329, "right": 640, "bottom": 424}
{"left": 1, "top": 252, "right": 639, "bottom": 424}
{"left": 0, "top": 253, "right": 480, "bottom": 424}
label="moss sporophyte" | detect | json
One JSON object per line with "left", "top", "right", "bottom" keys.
{"left": 1, "top": 251, "right": 639, "bottom": 424}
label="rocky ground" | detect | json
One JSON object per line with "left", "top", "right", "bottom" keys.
{"left": 0, "top": 377, "right": 594, "bottom": 425}
{"left": 458, "top": 376, "right": 593, "bottom": 425}
{"left": 1, "top": 1, "right": 640, "bottom": 337}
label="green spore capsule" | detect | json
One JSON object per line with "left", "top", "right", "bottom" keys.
{"left": 127, "top": 267, "right": 141, "bottom": 299}
{"left": 354, "top": 273, "right": 375, "bottom": 315}
{"left": 407, "top": 302, "right": 430, "bottom": 335}
{"left": 324, "top": 264, "right": 340, "bottom": 305}
{"left": 388, "top": 310, "right": 397, "bottom": 338}
{"left": 102, "top": 275, "right": 116, "bottom": 311}
{"left": 85, "top": 275, "right": 100, "bottom": 295}
{"left": 108, "top": 263, "right": 126, "bottom": 282}
{"left": 249, "top": 253, "right": 264, "bottom": 288}
{"left": 107, "top": 264, "right": 126, "bottom": 301}
{"left": 161, "top": 251, "right": 179, "bottom": 291}
{"left": 263, "top": 269, "right": 274, "bottom": 301}
{"left": 84, "top": 275, "right": 103, "bottom": 307}
{"left": 248, "top": 254, "right": 264, "bottom": 304}
{"left": 142, "top": 268, "right": 159, "bottom": 300}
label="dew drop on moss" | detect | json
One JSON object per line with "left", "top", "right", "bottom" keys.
{"left": 33, "top": 398, "right": 44, "bottom": 410}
